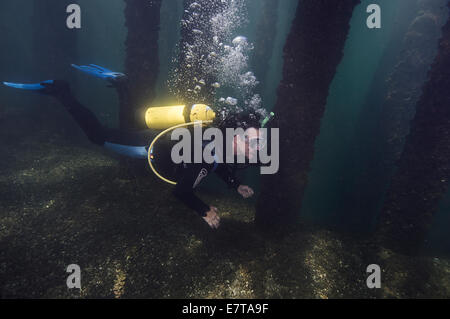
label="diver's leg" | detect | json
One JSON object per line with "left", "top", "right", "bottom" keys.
{"left": 111, "top": 77, "right": 133, "bottom": 123}
{"left": 70, "top": 64, "right": 150, "bottom": 129}
{"left": 3, "top": 79, "right": 106, "bottom": 144}
{"left": 50, "top": 81, "right": 154, "bottom": 158}
{"left": 3, "top": 79, "right": 152, "bottom": 158}
{"left": 47, "top": 80, "right": 107, "bottom": 146}
{"left": 53, "top": 81, "right": 155, "bottom": 159}
{"left": 71, "top": 64, "right": 132, "bottom": 117}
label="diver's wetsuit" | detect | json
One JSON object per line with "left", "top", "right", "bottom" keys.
{"left": 47, "top": 80, "right": 240, "bottom": 217}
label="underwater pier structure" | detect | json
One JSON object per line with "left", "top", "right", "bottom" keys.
{"left": 256, "top": 0, "right": 361, "bottom": 228}
{"left": 377, "top": 2, "right": 450, "bottom": 255}
{"left": 339, "top": 0, "right": 447, "bottom": 232}
{"left": 378, "top": 0, "right": 449, "bottom": 170}
{"left": 369, "top": 0, "right": 447, "bottom": 232}
{"left": 122, "top": 0, "right": 162, "bottom": 130}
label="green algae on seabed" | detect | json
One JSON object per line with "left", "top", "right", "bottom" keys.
{"left": 0, "top": 112, "right": 449, "bottom": 299}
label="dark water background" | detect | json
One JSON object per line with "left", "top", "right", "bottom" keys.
{"left": 0, "top": 0, "right": 449, "bottom": 257}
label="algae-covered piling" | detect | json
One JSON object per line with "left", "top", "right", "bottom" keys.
{"left": 256, "top": 0, "right": 361, "bottom": 228}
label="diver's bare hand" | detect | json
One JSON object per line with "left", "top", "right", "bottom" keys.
{"left": 238, "top": 185, "right": 254, "bottom": 199}
{"left": 203, "top": 207, "right": 220, "bottom": 229}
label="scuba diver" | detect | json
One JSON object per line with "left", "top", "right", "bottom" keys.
{"left": 3, "top": 64, "right": 272, "bottom": 229}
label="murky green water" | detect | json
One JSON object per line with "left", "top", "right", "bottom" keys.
{"left": 1, "top": 0, "right": 449, "bottom": 298}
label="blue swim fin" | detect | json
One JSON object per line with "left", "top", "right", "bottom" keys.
{"left": 71, "top": 64, "right": 125, "bottom": 80}
{"left": 104, "top": 142, "right": 149, "bottom": 159}
{"left": 3, "top": 80, "right": 54, "bottom": 91}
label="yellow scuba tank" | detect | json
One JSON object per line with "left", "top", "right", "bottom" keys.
{"left": 144, "top": 104, "right": 216, "bottom": 129}
{"left": 144, "top": 104, "right": 216, "bottom": 185}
